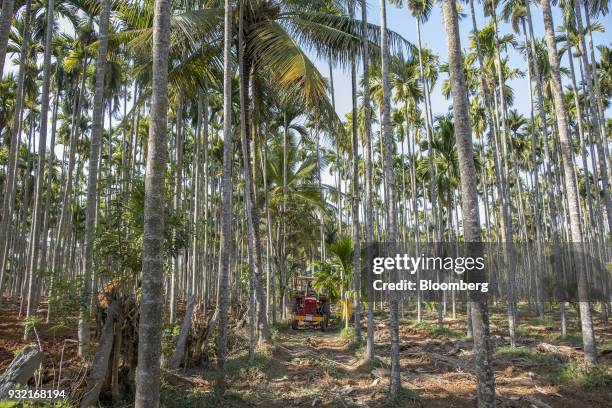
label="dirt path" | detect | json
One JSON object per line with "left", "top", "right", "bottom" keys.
{"left": 221, "top": 316, "right": 611, "bottom": 408}
{"left": 1, "top": 299, "right": 610, "bottom": 407}
{"left": 246, "top": 326, "right": 388, "bottom": 407}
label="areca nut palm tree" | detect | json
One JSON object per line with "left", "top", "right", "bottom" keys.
{"left": 442, "top": 0, "right": 496, "bottom": 406}
{"left": 134, "top": 0, "right": 172, "bottom": 406}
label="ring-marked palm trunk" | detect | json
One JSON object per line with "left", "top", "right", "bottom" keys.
{"left": 540, "top": 0, "right": 597, "bottom": 365}
{"left": 24, "top": 0, "right": 55, "bottom": 339}
{"left": 525, "top": 0, "right": 566, "bottom": 331}
{"left": 78, "top": 0, "right": 111, "bottom": 355}
{"left": 489, "top": 0, "right": 518, "bottom": 347}
{"left": 442, "top": 0, "right": 496, "bottom": 406}
{"left": 380, "top": 0, "right": 401, "bottom": 396}
{"left": 573, "top": 1, "right": 612, "bottom": 235}
{"left": 41, "top": 73, "right": 61, "bottom": 322}
{"left": 215, "top": 0, "right": 234, "bottom": 392}
{"left": 0, "top": 0, "right": 31, "bottom": 305}
{"left": 360, "top": 0, "right": 376, "bottom": 361}
{"left": 0, "top": 0, "right": 15, "bottom": 76}
{"left": 170, "top": 92, "right": 185, "bottom": 324}
{"left": 134, "top": 0, "right": 171, "bottom": 405}
{"left": 348, "top": 1, "right": 361, "bottom": 343}
{"left": 237, "top": 4, "right": 271, "bottom": 345}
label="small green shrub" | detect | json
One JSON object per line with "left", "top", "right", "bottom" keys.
{"left": 514, "top": 327, "right": 531, "bottom": 336}
{"left": 161, "top": 323, "right": 180, "bottom": 360}
{"left": 47, "top": 275, "right": 80, "bottom": 326}
{"left": 270, "top": 319, "right": 291, "bottom": 341}
{"left": 339, "top": 327, "right": 355, "bottom": 341}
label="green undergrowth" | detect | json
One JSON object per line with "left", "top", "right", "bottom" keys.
{"left": 403, "top": 319, "right": 461, "bottom": 338}
{"left": 548, "top": 363, "right": 612, "bottom": 389}
{"left": 403, "top": 319, "right": 432, "bottom": 331}
{"left": 338, "top": 327, "right": 367, "bottom": 352}
{"left": 515, "top": 327, "right": 535, "bottom": 337}
{"left": 494, "top": 346, "right": 560, "bottom": 365}
{"left": 551, "top": 333, "right": 582, "bottom": 345}
{"left": 430, "top": 326, "right": 461, "bottom": 338}
{"left": 270, "top": 319, "right": 292, "bottom": 341}
{"left": 598, "top": 341, "right": 612, "bottom": 351}
{"left": 354, "top": 355, "right": 387, "bottom": 374}
{"left": 526, "top": 317, "right": 555, "bottom": 327}
{"left": 384, "top": 387, "right": 421, "bottom": 407}
{"left": 225, "top": 349, "right": 277, "bottom": 379}
{"left": 0, "top": 402, "right": 74, "bottom": 408}
{"left": 339, "top": 326, "right": 355, "bottom": 341}
{"left": 158, "top": 380, "right": 244, "bottom": 408}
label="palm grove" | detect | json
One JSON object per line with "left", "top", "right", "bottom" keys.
{"left": 0, "top": 0, "right": 610, "bottom": 406}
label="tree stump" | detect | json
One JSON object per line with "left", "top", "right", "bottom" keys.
{"left": 0, "top": 345, "right": 43, "bottom": 397}
{"left": 80, "top": 301, "right": 121, "bottom": 408}
{"left": 168, "top": 296, "right": 196, "bottom": 370}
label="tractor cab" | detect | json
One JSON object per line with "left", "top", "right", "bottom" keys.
{"left": 291, "top": 276, "right": 330, "bottom": 331}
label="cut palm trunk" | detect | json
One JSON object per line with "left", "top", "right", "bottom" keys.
{"left": 168, "top": 296, "right": 196, "bottom": 370}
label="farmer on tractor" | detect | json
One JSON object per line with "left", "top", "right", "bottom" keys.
{"left": 291, "top": 276, "right": 331, "bottom": 331}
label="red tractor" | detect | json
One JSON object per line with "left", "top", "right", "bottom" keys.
{"left": 291, "top": 276, "right": 331, "bottom": 331}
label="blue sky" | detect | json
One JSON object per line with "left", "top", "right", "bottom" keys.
{"left": 7, "top": 1, "right": 610, "bottom": 169}
{"left": 318, "top": 0, "right": 612, "bottom": 122}
{"left": 19, "top": 2, "right": 611, "bottom": 128}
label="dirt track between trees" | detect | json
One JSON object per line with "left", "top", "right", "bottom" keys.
{"left": 1, "top": 300, "right": 611, "bottom": 407}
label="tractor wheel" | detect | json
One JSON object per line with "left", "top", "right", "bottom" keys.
{"left": 291, "top": 319, "right": 299, "bottom": 330}
{"left": 320, "top": 317, "right": 327, "bottom": 332}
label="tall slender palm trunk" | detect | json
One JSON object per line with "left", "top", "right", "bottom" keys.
{"left": 541, "top": 0, "right": 597, "bottom": 365}
{"left": 415, "top": 18, "right": 438, "bottom": 243}
{"left": 379, "top": 0, "right": 401, "bottom": 396}
{"left": 573, "top": 1, "right": 612, "bottom": 235}
{"left": 191, "top": 95, "right": 202, "bottom": 299}
{"left": 262, "top": 137, "right": 275, "bottom": 323}
{"left": 329, "top": 62, "right": 342, "bottom": 236}
{"left": 360, "top": 0, "right": 375, "bottom": 361}
{"left": 24, "top": 0, "right": 55, "bottom": 338}
{"left": 562, "top": 20, "right": 593, "bottom": 235}
{"left": 134, "top": 0, "right": 171, "bottom": 405}
{"left": 524, "top": 0, "right": 566, "bottom": 331}
{"left": 50, "top": 59, "right": 87, "bottom": 295}
{"left": 442, "top": 0, "right": 496, "bottom": 406}
{"left": 489, "top": 1, "right": 518, "bottom": 347}
{"left": 0, "top": 0, "right": 15, "bottom": 76}
{"left": 0, "top": 0, "right": 31, "bottom": 304}
{"left": 78, "top": 0, "right": 111, "bottom": 355}
{"left": 170, "top": 92, "right": 185, "bottom": 324}
{"left": 348, "top": 1, "right": 361, "bottom": 343}
{"left": 237, "top": 6, "right": 271, "bottom": 345}
{"left": 215, "top": 0, "right": 234, "bottom": 392}
{"left": 41, "top": 75, "right": 61, "bottom": 322}
{"left": 522, "top": 19, "right": 545, "bottom": 318}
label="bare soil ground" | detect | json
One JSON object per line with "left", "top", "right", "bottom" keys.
{"left": 1, "top": 299, "right": 611, "bottom": 407}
